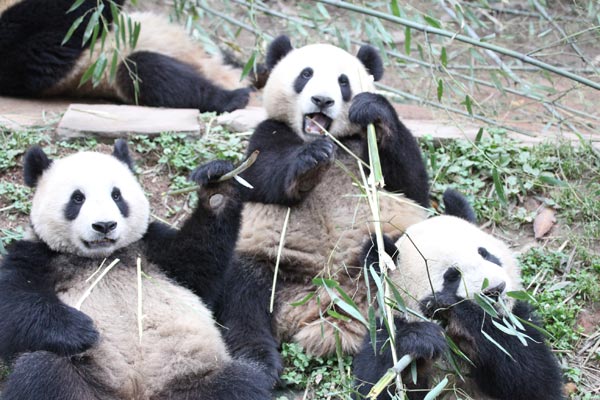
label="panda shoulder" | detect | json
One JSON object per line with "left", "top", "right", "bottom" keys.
{"left": 250, "top": 119, "right": 300, "bottom": 147}
{"left": 1, "top": 240, "right": 54, "bottom": 273}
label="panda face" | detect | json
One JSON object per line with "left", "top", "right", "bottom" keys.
{"left": 395, "top": 216, "right": 522, "bottom": 307}
{"left": 30, "top": 152, "right": 149, "bottom": 258}
{"left": 263, "top": 43, "right": 376, "bottom": 141}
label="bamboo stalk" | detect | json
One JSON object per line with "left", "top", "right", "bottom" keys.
{"left": 269, "top": 207, "right": 291, "bottom": 313}
{"left": 229, "top": 0, "right": 599, "bottom": 127}
{"left": 315, "top": 0, "right": 600, "bottom": 90}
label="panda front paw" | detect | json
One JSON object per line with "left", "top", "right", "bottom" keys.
{"left": 285, "top": 138, "right": 334, "bottom": 199}
{"left": 190, "top": 160, "right": 235, "bottom": 187}
{"left": 396, "top": 321, "right": 447, "bottom": 361}
{"left": 43, "top": 307, "right": 99, "bottom": 356}
{"left": 349, "top": 93, "right": 397, "bottom": 137}
{"left": 297, "top": 137, "right": 335, "bottom": 170}
{"left": 221, "top": 87, "right": 252, "bottom": 113}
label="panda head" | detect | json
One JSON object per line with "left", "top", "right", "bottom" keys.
{"left": 24, "top": 140, "right": 150, "bottom": 259}
{"left": 394, "top": 215, "right": 522, "bottom": 311}
{"left": 263, "top": 35, "right": 384, "bottom": 141}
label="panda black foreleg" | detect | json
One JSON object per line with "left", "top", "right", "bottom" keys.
{"left": 152, "top": 359, "right": 272, "bottom": 400}
{"left": 146, "top": 160, "right": 242, "bottom": 307}
{"left": 0, "top": 0, "right": 125, "bottom": 96}
{"left": 353, "top": 316, "right": 447, "bottom": 400}
{"left": 239, "top": 120, "right": 335, "bottom": 205}
{"left": 116, "top": 51, "right": 250, "bottom": 113}
{"left": 0, "top": 242, "right": 98, "bottom": 361}
{"left": 423, "top": 286, "right": 564, "bottom": 400}
{"left": 1, "top": 351, "right": 117, "bottom": 400}
{"left": 453, "top": 300, "right": 564, "bottom": 400}
{"left": 349, "top": 92, "right": 429, "bottom": 208}
{"left": 215, "top": 256, "right": 283, "bottom": 388}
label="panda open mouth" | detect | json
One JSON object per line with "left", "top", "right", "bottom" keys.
{"left": 83, "top": 238, "right": 116, "bottom": 249}
{"left": 303, "top": 113, "right": 332, "bottom": 135}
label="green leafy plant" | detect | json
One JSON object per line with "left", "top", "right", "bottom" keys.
{"left": 279, "top": 342, "right": 353, "bottom": 400}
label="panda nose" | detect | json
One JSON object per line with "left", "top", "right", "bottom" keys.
{"left": 92, "top": 221, "right": 117, "bottom": 234}
{"left": 483, "top": 281, "right": 506, "bottom": 297}
{"left": 311, "top": 95, "right": 334, "bottom": 109}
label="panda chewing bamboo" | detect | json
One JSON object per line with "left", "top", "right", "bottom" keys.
{"left": 213, "top": 35, "right": 431, "bottom": 386}
{"left": 353, "top": 189, "right": 565, "bottom": 400}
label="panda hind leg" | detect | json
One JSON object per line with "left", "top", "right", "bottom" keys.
{"left": 1, "top": 351, "right": 117, "bottom": 400}
{"left": 152, "top": 359, "right": 272, "bottom": 400}
{"left": 116, "top": 51, "right": 250, "bottom": 114}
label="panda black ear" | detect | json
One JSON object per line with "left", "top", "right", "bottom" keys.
{"left": 23, "top": 146, "right": 52, "bottom": 187}
{"left": 112, "top": 139, "right": 135, "bottom": 172}
{"left": 356, "top": 45, "right": 384, "bottom": 81}
{"left": 443, "top": 188, "right": 477, "bottom": 224}
{"left": 266, "top": 35, "right": 293, "bottom": 70}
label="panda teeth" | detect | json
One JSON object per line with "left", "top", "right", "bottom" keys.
{"left": 304, "top": 113, "right": 332, "bottom": 135}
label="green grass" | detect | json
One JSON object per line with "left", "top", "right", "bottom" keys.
{"left": 277, "top": 342, "right": 353, "bottom": 400}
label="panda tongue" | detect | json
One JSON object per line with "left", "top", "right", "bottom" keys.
{"left": 305, "top": 114, "right": 329, "bottom": 135}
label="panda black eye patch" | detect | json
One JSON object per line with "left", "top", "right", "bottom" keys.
{"left": 294, "top": 67, "right": 313, "bottom": 93}
{"left": 112, "top": 187, "right": 129, "bottom": 218}
{"left": 64, "top": 190, "right": 85, "bottom": 221}
{"left": 478, "top": 247, "right": 502, "bottom": 266}
{"left": 338, "top": 74, "right": 352, "bottom": 101}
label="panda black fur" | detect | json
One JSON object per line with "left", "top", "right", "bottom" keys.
{"left": 214, "top": 35, "right": 430, "bottom": 385}
{"left": 0, "top": 0, "right": 252, "bottom": 113}
{"left": 353, "top": 190, "right": 564, "bottom": 400}
{"left": 0, "top": 141, "right": 271, "bottom": 400}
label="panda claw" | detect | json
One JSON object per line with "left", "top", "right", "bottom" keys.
{"left": 190, "top": 160, "right": 235, "bottom": 187}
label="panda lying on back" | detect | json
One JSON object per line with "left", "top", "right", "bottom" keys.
{"left": 0, "top": 141, "right": 270, "bottom": 400}
{"left": 0, "top": 0, "right": 252, "bottom": 113}
{"left": 353, "top": 190, "right": 565, "bottom": 400}
{"left": 214, "top": 35, "right": 430, "bottom": 386}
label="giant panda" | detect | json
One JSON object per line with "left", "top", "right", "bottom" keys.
{"left": 0, "top": 0, "right": 253, "bottom": 113}
{"left": 353, "top": 189, "right": 565, "bottom": 400}
{"left": 213, "top": 35, "right": 431, "bottom": 386}
{"left": 0, "top": 141, "right": 271, "bottom": 399}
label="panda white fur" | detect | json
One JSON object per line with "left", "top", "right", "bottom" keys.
{"left": 0, "top": 0, "right": 254, "bottom": 113}
{"left": 0, "top": 141, "right": 270, "bottom": 400}
{"left": 353, "top": 189, "right": 564, "bottom": 400}
{"left": 213, "top": 35, "right": 430, "bottom": 386}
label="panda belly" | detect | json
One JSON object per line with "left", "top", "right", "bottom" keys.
{"left": 52, "top": 246, "right": 230, "bottom": 398}
{"left": 44, "top": 12, "right": 246, "bottom": 99}
{"left": 238, "top": 146, "right": 427, "bottom": 278}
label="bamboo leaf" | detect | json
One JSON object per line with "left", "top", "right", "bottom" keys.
{"left": 79, "top": 63, "right": 96, "bottom": 87}
{"left": 492, "top": 167, "right": 507, "bottom": 205}
{"left": 506, "top": 290, "right": 537, "bottom": 303}
{"left": 327, "top": 308, "right": 352, "bottom": 322}
{"left": 290, "top": 292, "right": 315, "bottom": 307}
{"left": 481, "top": 329, "right": 514, "bottom": 360}
{"left": 62, "top": 16, "right": 85, "bottom": 45}
{"left": 92, "top": 52, "right": 108, "bottom": 87}
{"left": 440, "top": 46, "right": 447, "bottom": 67}
{"left": 404, "top": 26, "right": 411, "bottom": 55}
{"left": 423, "top": 15, "right": 442, "bottom": 29}
{"left": 474, "top": 293, "right": 498, "bottom": 318}
{"left": 475, "top": 127, "right": 484, "bottom": 143}
{"left": 131, "top": 21, "right": 141, "bottom": 49}
{"left": 316, "top": 3, "right": 330, "bottom": 19}
{"left": 67, "top": 0, "right": 86, "bottom": 13}
{"left": 368, "top": 306, "right": 377, "bottom": 353}
{"left": 437, "top": 78, "right": 443, "bottom": 101}
{"left": 390, "top": 0, "right": 400, "bottom": 17}
{"left": 82, "top": 6, "right": 103, "bottom": 46}
{"left": 240, "top": 51, "right": 257, "bottom": 81}
{"left": 109, "top": 50, "right": 119, "bottom": 82}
